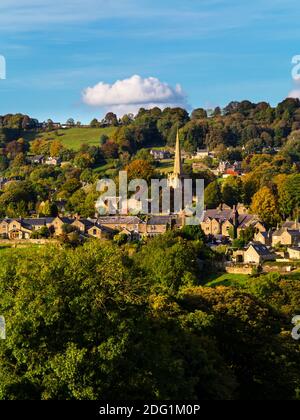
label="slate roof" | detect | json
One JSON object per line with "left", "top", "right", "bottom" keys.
{"left": 203, "top": 209, "right": 260, "bottom": 228}
{"left": 22, "top": 217, "right": 54, "bottom": 226}
{"left": 147, "top": 216, "right": 173, "bottom": 225}
{"left": 273, "top": 228, "right": 300, "bottom": 237}
{"left": 97, "top": 216, "right": 144, "bottom": 225}
{"left": 203, "top": 209, "right": 232, "bottom": 222}
{"left": 282, "top": 221, "right": 297, "bottom": 229}
{"left": 59, "top": 217, "right": 75, "bottom": 224}
{"left": 248, "top": 242, "right": 275, "bottom": 256}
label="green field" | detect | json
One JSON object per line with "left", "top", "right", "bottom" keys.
{"left": 0, "top": 244, "right": 44, "bottom": 256}
{"left": 26, "top": 127, "right": 117, "bottom": 151}
{"left": 0, "top": 245, "right": 11, "bottom": 255}
{"left": 203, "top": 272, "right": 251, "bottom": 287}
{"left": 155, "top": 159, "right": 174, "bottom": 174}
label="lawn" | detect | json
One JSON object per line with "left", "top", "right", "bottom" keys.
{"left": 25, "top": 127, "right": 117, "bottom": 151}
{"left": 203, "top": 272, "right": 251, "bottom": 288}
{"left": 0, "top": 245, "right": 11, "bottom": 255}
{"left": 282, "top": 269, "right": 300, "bottom": 280}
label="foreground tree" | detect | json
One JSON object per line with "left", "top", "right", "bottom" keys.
{"left": 0, "top": 241, "right": 235, "bottom": 400}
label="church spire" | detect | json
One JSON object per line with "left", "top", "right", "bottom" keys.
{"left": 173, "top": 128, "right": 183, "bottom": 177}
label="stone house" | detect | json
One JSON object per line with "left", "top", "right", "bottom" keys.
{"left": 254, "top": 230, "right": 272, "bottom": 246}
{"left": 287, "top": 247, "right": 300, "bottom": 260}
{"left": 272, "top": 228, "right": 300, "bottom": 247}
{"left": 243, "top": 242, "right": 276, "bottom": 264}
{"left": 201, "top": 206, "right": 265, "bottom": 239}
{"left": 145, "top": 215, "right": 173, "bottom": 237}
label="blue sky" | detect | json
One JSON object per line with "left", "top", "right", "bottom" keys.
{"left": 0, "top": 0, "right": 299, "bottom": 123}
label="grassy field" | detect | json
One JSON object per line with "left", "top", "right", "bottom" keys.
{"left": 0, "top": 245, "right": 11, "bottom": 255}
{"left": 155, "top": 159, "right": 174, "bottom": 174}
{"left": 282, "top": 269, "right": 300, "bottom": 280}
{"left": 0, "top": 244, "right": 45, "bottom": 256}
{"left": 25, "top": 127, "right": 117, "bottom": 151}
{"left": 203, "top": 272, "right": 251, "bottom": 287}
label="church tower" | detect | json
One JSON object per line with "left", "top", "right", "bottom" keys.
{"left": 168, "top": 129, "right": 184, "bottom": 189}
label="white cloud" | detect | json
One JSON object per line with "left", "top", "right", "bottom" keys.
{"left": 82, "top": 74, "right": 188, "bottom": 115}
{"left": 288, "top": 78, "right": 300, "bottom": 99}
{"left": 289, "top": 89, "right": 300, "bottom": 99}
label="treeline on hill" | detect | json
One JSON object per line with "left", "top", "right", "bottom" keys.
{"left": 90, "top": 97, "right": 300, "bottom": 154}
{"left": 2, "top": 97, "right": 300, "bottom": 152}
{"left": 2, "top": 99, "right": 300, "bottom": 227}
{"left": 0, "top": 233, "right": 299, "bottom": 400}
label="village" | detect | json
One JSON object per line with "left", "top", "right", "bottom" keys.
{"left": 1, "top": 130, "right": 300, "bottom": 274}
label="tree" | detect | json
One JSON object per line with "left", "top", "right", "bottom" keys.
{"left": 180, "top": 285, "right": 300, "bottom": 400}
{"left": 66, "top": 118, "right": 75, "bottom": 127}
{"left": 50, "top": 140, "right": 64, "bottom": 157}
{"left": 103, "top": 112, "right": 118, "bottom": 127}
{"left": 31, "top": 226, "right": 51, "bottom": 239}
{"left": 204, "top": 181, "right": 222, "bottom": 209}
{"left": 277, "top": 174, "right": 300, "bottom": 219}
{"left": 191, "top": 108, "right": 207, "bottom": 120}
{"left": 221, "top": 176, "right": 242, "bottom": 207}
{"left": 74, "top": 152, "right": 94, "bottom": 169}
{"left": 250, "top": 186, "right": 280, "bottom": 227}
{"left": 179, "top": 225, "right": 206, "bottom": 242}
{"left": 90, "top": 118, "right": 99, "bottom": 128}
{"left": 38, "top": 200, "right": 58, "bottom": 217}
{"left": 0, "top": 242, "right": 236, "bottom": 400}
{"left": 125, "top": 159, "right": 155, "bottom": 183}
{"left": 134, "top": 232, "right": 201, "bottom": 292}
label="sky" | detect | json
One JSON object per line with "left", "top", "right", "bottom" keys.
{"left": 0, "top": 0, "right": 300, "bottom": 123}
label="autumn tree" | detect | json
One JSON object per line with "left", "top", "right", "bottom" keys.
{"left": 50, "top": 140, "right": 64, "bottom": 157}
{"left": 250, "top": 186, "right": 280, "bottom": 227}
{"left": 125, "top": 159, "right": 155, "bottom": 183}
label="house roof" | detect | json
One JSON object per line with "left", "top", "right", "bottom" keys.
{"left": 255, "top": 231, "right": 268, "bottom": 238}
{"left": 273, "top": 228, "right": 300, "bottom": 237}
{"left": 97, "top": 216, "right": 144, "bottom": 225}
{"left": 247, "top": 242, "right": 275, "bottom": 256}
{"left": 22, "top": 217, "right": 54, "bottom": 226}
{"left": 147, "top": 215, "right": 173, "bottom": 225}
{"left": 282, "top": 221, "right": 297, "bottom": 229}
{"left": 203, "top": 209, "right": 260, "bottom": 228}
{"left": 204, "top": 209, "right": 233, "bottom": 222}
{"left": 73, "top": 218, "right": 95, "bottom": 229}
{"left": 58, "top": 217, "right": 74, "bottom": 224}
{"left": 31, "top": 155, "right": 44, "bottom": 160}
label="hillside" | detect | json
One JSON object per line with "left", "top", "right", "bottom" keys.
{"left": 25, "top": 127, "right": 117, "bottom": 151}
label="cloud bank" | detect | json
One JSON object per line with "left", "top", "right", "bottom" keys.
{"left": 82, "top": 74, "right": 187, "bottom": 115}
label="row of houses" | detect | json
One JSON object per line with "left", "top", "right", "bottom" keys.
{"left": 0, "top": 215, "right": 177, "bottom": 241}
{"left": 200, "top": 205, "right": 300, "bottom": 247}
{"left": 254, "top": 222, "right": 300, "bottom": 247}
{"left": 200, "top": 206, "right": 265, "bottom": 239}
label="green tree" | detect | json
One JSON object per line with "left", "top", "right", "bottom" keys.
{"left": 204, "top": 181, "right": 222, "bottom": 209}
